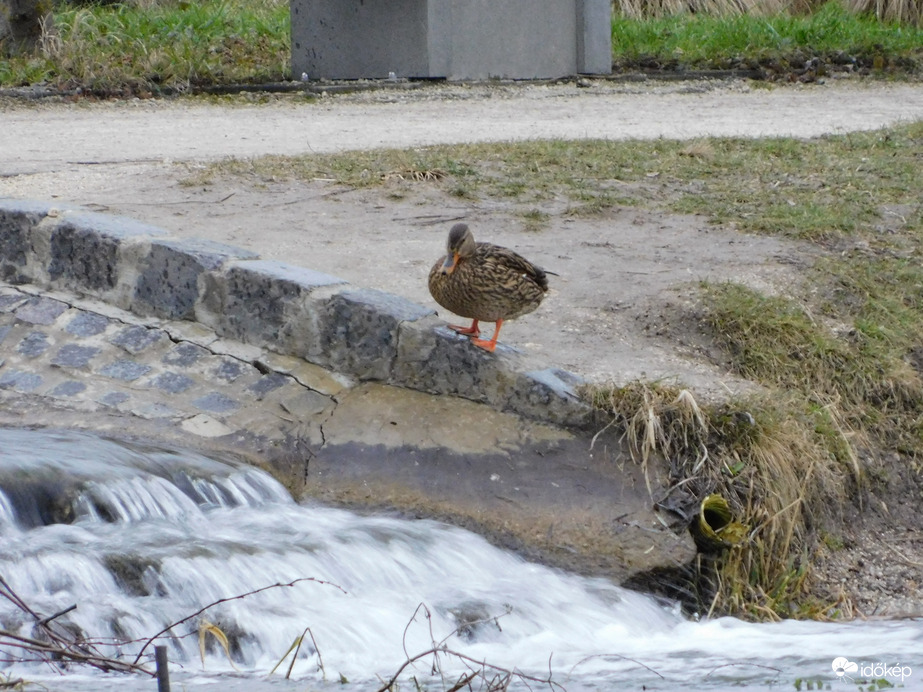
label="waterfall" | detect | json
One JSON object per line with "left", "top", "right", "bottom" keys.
{"left": 0, "top": 428, "right": 920, "bottom": 692}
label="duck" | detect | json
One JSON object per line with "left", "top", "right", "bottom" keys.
{"left": 428, "top": 223, "right": 551, "bottom": 352}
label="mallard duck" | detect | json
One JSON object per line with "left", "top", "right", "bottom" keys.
{"left": 428, "top": 223, "right": 550, "bottom": 352}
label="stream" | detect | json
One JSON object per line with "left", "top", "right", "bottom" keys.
{"left": 0, "top": 427, "right": 919, "bottom": 691}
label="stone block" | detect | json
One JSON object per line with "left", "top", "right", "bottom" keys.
{"left": 50, "top": 380, "right": 87, "bottom": 398}
{"left": 149, "top": 371, "right": 196, "bottom": 394}
{"left": 47, "top": 211, "right": 164, "bottom": 305}
{"left": 0, "top": 198, "right": 52, "bottom": 283}
{"left": 0, "top": 369, "right": 43, "bottom": 392}
{"left": 50, "top": 344, "right": 100, "bottom": 369}
{"left": 507, "top": 368, "right": 593, "bottom": 428}
{"left": 98, "top": 359, "right": 152, "bottom": 382}
{"left": 192, "top": 392, "right": 240, "bottom": 414}
{"left": 14, "top": 297, "right": 68, "bottom": 325}
{"left": 219, "top": 259, "right": 346, "bottom": 354}
{"left": 110, "top": 325, "right": 167, "bottom": 354}
{"left": 134, "top": 238, "right": 258, "bottom": 321}
{"left": 392, "top": 316, "right": 517, "bottom": 404}
{"left": 162, "top": 342, "right": 209, "bottom": 367}
{"left": 16, "top": 331, "right": 50, "bottom": 358}
{"left": 65, "top": 312, "right": 111, "bottom": 338}
{"left": 291, "top": 0, "right": 611, "bottom": 81}
{"left": 316, "top": 288, "right": 434, "bottom": 381}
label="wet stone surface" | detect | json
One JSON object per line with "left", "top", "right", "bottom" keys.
{"left": 14, "top": 297, "right": 68, "bottom": 325}
{"left": 250, "top": 373, "right": 289, "bottom": 398}
{"left": 16, "top": 332, "right": 49, "bottom": 358}
{"left": 149, "top": 371, "right": 196, "bottom": 394}
{"left": 51, "top": 344, "right": 100, "bottom": 369}
{"left": 65, "top": 312, "right": 111, "bottom": 337}
{"left": 163, "top": 342, "right": 208, "bottom": 367}
{"left": 111, "top": 325, "right": 167, "bottom": 354}
{"left": 50, "top": 380, "right": 87, "bottom": 397}
{"left": 192, "top": 392, "right": 240, "bottom": 414}
{"left": 99, "top": 360, "right": 151, "bottom": 381}
{"left": 0, "top": 369, "right": 43, "bottom": 392}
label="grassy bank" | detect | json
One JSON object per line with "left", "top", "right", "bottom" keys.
{"left": 196, "top": 121, "right": 923, "bottom": 618}
{"left": 0, "top": 0, "right": 290, "bottom": 93}
{"left": 1, "top": 0, "right": 922, "bottom": 93}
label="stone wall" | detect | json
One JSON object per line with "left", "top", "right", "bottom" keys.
{"left": 0, "top": 198, "right": 591, "bottom": 428}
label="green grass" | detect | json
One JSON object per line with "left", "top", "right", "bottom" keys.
{"left": 0, "top": 0, "right": 290, "bottom": 92}
{"left": 612, "top": 1, "right": 923, "bottom": 71}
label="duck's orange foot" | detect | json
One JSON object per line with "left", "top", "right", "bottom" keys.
{"left": 471, "top": 338, "right": 497, "bottom": 352}
{"left": 449, "top": 320, "right": 480, "bottom": 338}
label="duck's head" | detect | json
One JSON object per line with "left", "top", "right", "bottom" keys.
{"left": 439, "top": 223, "right": 476, "bottom": 275}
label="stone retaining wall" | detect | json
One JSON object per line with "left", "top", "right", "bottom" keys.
{"left": 0, "top": 198, "right": 591, "bottom": 428}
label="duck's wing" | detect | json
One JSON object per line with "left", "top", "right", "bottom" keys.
{"left": 475, "top": 243, "right": 549, "bottom": 292}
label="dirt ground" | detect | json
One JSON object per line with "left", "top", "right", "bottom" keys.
{"left": 3, "top": 77, "right": 923, "bottom": 399}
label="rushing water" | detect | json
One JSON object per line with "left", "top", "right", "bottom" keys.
{"left": 0, "top": 427, "right": 920, "bottom": 692}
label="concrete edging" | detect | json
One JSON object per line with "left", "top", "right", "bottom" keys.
{"left": 0, "top": 198, "right": 592, "bottom": 428}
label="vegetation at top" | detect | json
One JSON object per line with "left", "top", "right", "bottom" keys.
{"left": 1, "top": 0, "right": 922, "bottom": 94}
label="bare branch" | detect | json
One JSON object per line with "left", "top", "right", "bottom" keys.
{"left": 133, "top": 576, "right": 345, "bottom": 665}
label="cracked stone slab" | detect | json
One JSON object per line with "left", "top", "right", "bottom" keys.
{"left": 259, "top": 352, "right": 350, "bottom": 397}
{"left": 278, "top": 390, "right": 334, "bottom": 419}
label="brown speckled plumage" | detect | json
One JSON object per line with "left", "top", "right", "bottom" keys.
{"left": 428, "top": 223, "right": 550, "bottom": 351}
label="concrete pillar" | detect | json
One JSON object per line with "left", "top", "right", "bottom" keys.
{"left": 290, "top": 0, "right": 612, "bottom": 81}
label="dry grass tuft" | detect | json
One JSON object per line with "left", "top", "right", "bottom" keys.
{"left": 586, "top": 380, "right": 856, "bottom": 619}
{"left": 847, "top": 0, "right": 923, "bottom": 24}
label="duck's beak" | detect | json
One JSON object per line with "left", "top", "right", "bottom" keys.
{"left": 440, "top": 251, "right": 459, "bottom": 275}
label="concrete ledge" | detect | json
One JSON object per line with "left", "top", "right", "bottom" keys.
{"left": 0, "top": 198, "right": 592, "bottom": 428}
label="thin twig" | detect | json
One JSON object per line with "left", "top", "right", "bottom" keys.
{"left": 133, "top": 577, "right": 345, "bottom": 665}
{"left": 37, "top": 604, "right": 77, "bottom": 626}
{"left": 569, "top": 652, "right": 665, "bottom": 680}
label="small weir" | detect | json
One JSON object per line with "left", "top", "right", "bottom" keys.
{"left": 0, "top": 428, "right": 920, "bottom": 691}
